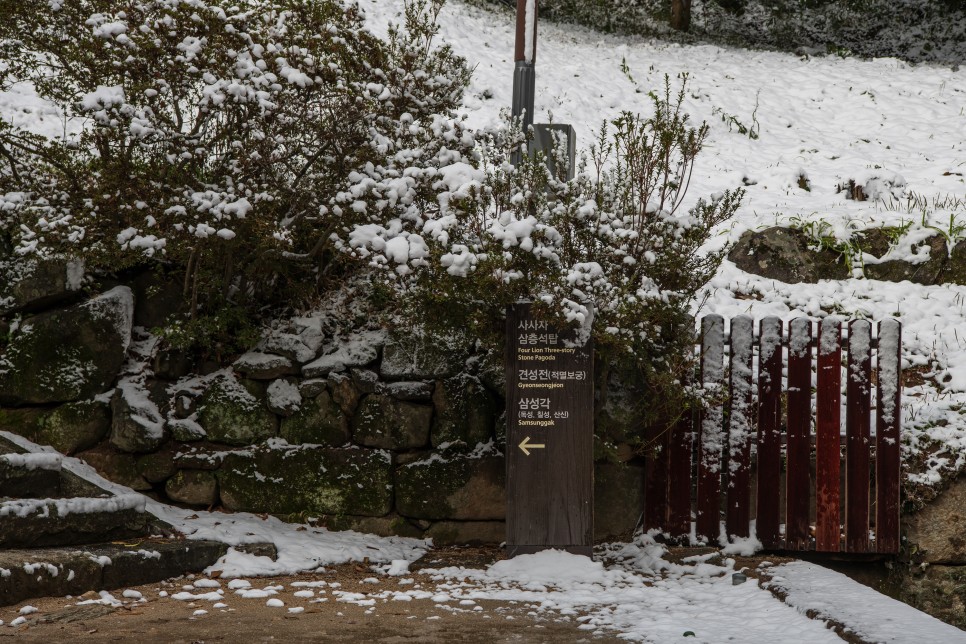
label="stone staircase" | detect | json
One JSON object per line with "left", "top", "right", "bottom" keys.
{"left": 0, "top": 437, "right": 226, "bottom": 606}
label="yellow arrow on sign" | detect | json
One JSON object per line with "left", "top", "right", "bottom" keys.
{"left": 518, "top": 436, "right": 546, "bottom": 456}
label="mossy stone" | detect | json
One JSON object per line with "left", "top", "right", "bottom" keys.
{"left": 396, "top": 453, "right": 505, "bottom": 520}
{"left": 165, "top": 470, "right": 218, "bottom": 507}
{"left": 137, "top": 447, "right": 178, "bottom": 484}
{"left": 199, "top": 376, "right": 277, "bottom": 446}
{"left": 0, "top": 402, "right": 110, "bottom": 455}
{"left": 0, "top": 287, "right": 133, "bottom": 405}
{"left": 217, "top": 445, "right": 392, "bottom": 517}
{"left": 431, "top": 374, "right": 495, "bottom": 447}
{"left": 866, "top": 234, "right": 947, "bottom": 285}
{"left": 279, "top": 390, "right": 348, "bottom": 446}
{"left": 75, "top": 445, "right": 151, "bottom": 491}
{"left": 351, "top": 394, "right": 432, "bottom": 450}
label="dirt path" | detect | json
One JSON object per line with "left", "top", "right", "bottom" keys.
{"left": 1, "top": 547, "right": 625, "bottom": 643}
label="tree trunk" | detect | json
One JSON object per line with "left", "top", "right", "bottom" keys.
{"left": 670, "top": 0, "right": 692, "bottom": 32}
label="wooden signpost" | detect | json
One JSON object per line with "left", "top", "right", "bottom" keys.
{"left": 505, "top": 304, "right": 594, "bottom": 558}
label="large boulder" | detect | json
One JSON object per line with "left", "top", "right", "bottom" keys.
{"left": 904, "top": 475, "right": 966, "bottom": 564}
{"left": 396, "top": 452, "right": 505, "bottom": 520}
{"left": 865, "top": 234, "right": 947, "bottom": 285}
{"left": 380, "top": 327, "right": 471, "bottom": 380}
{"left": 198, "top": 375, "right": 277, "bottom": 446}
{"left": 0, "top": 401, "right": 109, "bottom": 454}
{"left": 0, "top": 287, "right": 134, "bottom": 405}
{"left": 431, "top": 374, "right": 495, "bottom": 447}
{"left": 165, "top": 470, "right": 218, "bottom": 507}
{"left": 728, "top": 226, "right": 848, "bottom": 283}
{"left": 352, "top": 394, "right": 432, "bottom": 450}
{"left": 279, "top": 389, "right": 349, "bottom": 446}
{"left": 218, "top": 445, "right": 392, "bottom": 516}
{"left": 0, "top": 257, "right": 85, "bottom": 315}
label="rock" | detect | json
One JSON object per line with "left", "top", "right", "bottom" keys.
{"left": 904, "top": 475, "right": 966, "bottom": 563}
{"left": 352, "top": 395, "right": 432, "bottom": 450}
{"left": 431, "top": 374, "right": 495, "bottom": 447}
{"left": 169, "top": 418, "right": 206, "bottom": 442}
{"left": 218, "top": 445, "right": 392, "bottom": 516}
{"left": 173, "top": 444, "right": 231, "bottom": 470}
{"left": 136, "top": 448, "right": 178, "bottom": 484}
{"left": 325, "top": 515, "right": 424, "bottom": 539}
{"left": 942, "top": 240, "right": 966, "bottom": 285}
{"left": 328, "top": 372, "right": 361, "bottom": 415}
{"left": 259, "top": 332, "right": 317, "bottom": 364}
{"left": 380, "top": 381, "right": 434, "bottom": 402}
{"left": 350, "top": 369, "right": 379, "bottom": 394}
{"left": 855, "top": 228, "right": 894, "bottom": 259}
{"left": 728, "top": 227, "right": 848, "bottom": 283}
{"left": 174, "top": 392, "right": 197, "bottom": 419}
{"left": 381, "top": 327, "right": 471, "bottom": 380}
{"left": 153, "top": 348, "right": 193, "bottom": 380}
{"left": 396, "top": 452, "right": 505, "bottom": 520}
{"left": 266, "top": 378, "right": 302, "bottom": 417}
{"left": 0, "top": 257, "right": 85, "bottom": 315}
{"left": 198, "top": 375, "right": 277, "bottom": 446}
{"left": 279, "top": 390, "right": 348, "bottom": 446}
{"left": 865, "top": 234, "right": 947, "bottom": 285}
{"left": 233, "top": 352, "right": 297, "bottom": 380}
{"left": 0, "top": 287, "right": 134, "bottom": 405}
{"left": 110, "top": 380, "right": 167, "bottom": 453}
{"left": 899, "top": 565, "right": 966, "bottom": 630}
{"left": 302, "top": 330, "right": 383, "bottom": 378}
{"left": 594, "top": 462, "right": 645, "bottom": 539}
{"left": 75, "top": 445, "right": 151, "bottom": 491}
{"left": 299, "top": 378, "right": 328, "bottom": 399}
{"left": 165, "top": 470, "right": 218, "bottom": 506}
{"left": 1, "top": 401, "right": 110, "bottom": 455}
{"left": 426, "top": 521, "right": 505, "bottom": 546}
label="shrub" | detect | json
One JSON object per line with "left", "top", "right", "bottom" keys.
{"left": 347, "top": 75, "right": 742, "bottom": 424}
{"left": 0, "top": 0, "right": 470, "bottom": 352}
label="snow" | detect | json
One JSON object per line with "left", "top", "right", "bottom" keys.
{"left": 765, "top": 561, "right": 966, "bottom": 643}
{"left": 0, "top": 453, "right": 62, "bottom": 471}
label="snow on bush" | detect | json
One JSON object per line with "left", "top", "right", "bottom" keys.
{"left": 0, "top": 0, "right": 470, "bottom": 350}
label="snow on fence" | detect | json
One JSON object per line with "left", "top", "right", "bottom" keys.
{"left": 642, "top": 315, "right": 902, "bottom": 555}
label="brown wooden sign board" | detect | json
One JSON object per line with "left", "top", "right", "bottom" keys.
{"left": 505, "top": 303, "right": 594, "bottom": 558}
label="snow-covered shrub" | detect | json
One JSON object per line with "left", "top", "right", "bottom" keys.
{"left": 0, "top": 0, "right": 470, "bottom": 352}
{"left": 348, "top": 76, "right": 742, "bottom": 421}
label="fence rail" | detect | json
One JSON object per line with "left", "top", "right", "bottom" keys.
{"left": 643, "top": 315, "right": 902, "bottom": 554}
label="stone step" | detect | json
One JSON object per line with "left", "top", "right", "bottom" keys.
{"left": 0, "top": 452, "right": 64, "bottom": 499}
{"left": 0, "top": 538, "right": 228, "bottom": 607}
{"left": 0, "top": 494, "right": 152, "bottom": 548}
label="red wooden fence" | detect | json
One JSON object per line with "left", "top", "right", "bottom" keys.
{"left": 643, "top": 316, "right": 902, "bottom": 554}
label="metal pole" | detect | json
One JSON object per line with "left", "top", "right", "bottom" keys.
{"left": 511, "top": 0, "right": 537, "bottom": 164}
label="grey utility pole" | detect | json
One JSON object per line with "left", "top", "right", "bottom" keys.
{"left": 509, "top": 0, "right": 576, "bottom": 179}
{"left": 511, "top": 0, "right": 537, "bottom": 132}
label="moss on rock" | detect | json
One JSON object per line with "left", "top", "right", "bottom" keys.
{"left": 431, "top": 374, "right": 495, "bottom": 447}
{"left": 352, "top": 394, "right": 432, "bottom": 450}
{"left": 396, "top": 452, "right": 505, "bottom": 520}
{"left": 279, "top": 390, "right": 348, "bottom": 446}
{"left": 199, "top": 375, "right": 277, "bottom": 446}
{"left": 217, "top": 445, "right": 392, "bottom": 516}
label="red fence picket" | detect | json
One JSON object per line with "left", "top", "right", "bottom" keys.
{"left": 756, "top": 317, "right": 783, "bottom": 550}
{"left": 846, "top": 320, "right": 872, "bottom": 552}
{"left": 816, "top": 316, "right": 843, "bottom": 552}
{"left": 641, "top": 316, "right": 902, "bottom": 556}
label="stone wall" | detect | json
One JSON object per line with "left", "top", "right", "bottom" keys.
{"left": 0, "top": 263, "right": 644, "bottom": 544}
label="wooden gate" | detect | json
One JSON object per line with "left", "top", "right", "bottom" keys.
{"left": 642, "top": 316, "right": 902, "bottom": 554}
